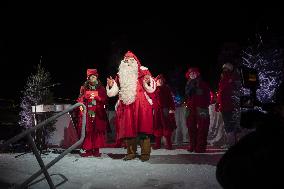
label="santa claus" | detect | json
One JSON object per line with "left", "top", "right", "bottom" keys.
{"left": 106, "top": 51, "right": 156, "bottom": 161}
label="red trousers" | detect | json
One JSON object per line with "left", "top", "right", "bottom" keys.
{"left": 82, "top": 117, "right": 105, "bottom": 150}
{"left": 187, "top": 112, "right": 209, "bottom": 152}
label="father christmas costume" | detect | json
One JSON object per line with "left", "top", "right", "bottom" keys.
{"left": 77, "top": 69, "right": 109, "bottom": 157}
{"left": 106, "top": 51, "right": 156, "bottom": 161}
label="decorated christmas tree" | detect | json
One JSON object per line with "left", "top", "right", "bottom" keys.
{"left": 19, "top": 62, "right": 56, "bottom": 152}
{"left": 241, "top": 33, "right": 283, "bottom": 104}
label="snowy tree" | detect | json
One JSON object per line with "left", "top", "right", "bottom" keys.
{"left": 241, "top": 33, "right": 283, "bottom": 104}
{"left": 19, "top": 62, "right": 56, "bottom": 151}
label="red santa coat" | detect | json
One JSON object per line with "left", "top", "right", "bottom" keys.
{"left": 185, "top": 79, "right": 211, "bottom": 133}
{"left": 77, "top": 83, "right": 108, "bottom": 150}
{"left": 185, "top": 79, "right": 211, "bottom": 152}
{"left": 107, "top": 68, "right": 156, "bottom": 139}
{"left": 217, "top": 72, "right": 238, "bottom": 112}
{"left": 186, "top": 80, "right": 211, "bottom": 111}
{"left": 152, "top": 85, "right": 177, "bottom": 137}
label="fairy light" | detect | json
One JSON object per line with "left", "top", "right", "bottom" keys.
{"left": 241, "top": 34, "right": 283, "bottom": 103}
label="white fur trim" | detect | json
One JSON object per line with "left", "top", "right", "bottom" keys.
{"left": 169, "top": 110, "right": 175, "bottom": 114}
{"left": 143, "top": 77, "right": 156, "bottom": 93}
{"left": 144, "top": 92, "right": 153, "bottom": 105}
{"left": 115, "top": 100, "right": 120, "bottom": 111}
{"left": 106, "top": 81, "right": 119, "bottom": 97}
{"left": 140, "top": 66, "right": 148, "bottom": 70}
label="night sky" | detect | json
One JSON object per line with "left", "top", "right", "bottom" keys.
{"left": 1, "top": 4, "right": 283, "bottom": 104}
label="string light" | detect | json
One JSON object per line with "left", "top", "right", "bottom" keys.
{"left": 241, "top": 34, "right": 283, "bottom": 103}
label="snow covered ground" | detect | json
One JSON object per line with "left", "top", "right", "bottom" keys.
{"left": 0, "top": 147, "right": 224, "bottom": 189}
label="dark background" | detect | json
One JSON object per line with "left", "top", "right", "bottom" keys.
{"left": 1, "top": 3, "right": 283, "bottom": 104}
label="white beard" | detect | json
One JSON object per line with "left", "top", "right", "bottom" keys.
{"left": 118, "top": 60, "right": 138, "bottom": 105}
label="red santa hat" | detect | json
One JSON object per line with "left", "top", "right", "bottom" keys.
{"left": 124, "top": 50, "right": 141, "bottom": 66}
{"left": 185, "top": 67, "right": 200, "bottom": 79}
{"left": 86, "top": 69, "right": 98, "bottom": 79}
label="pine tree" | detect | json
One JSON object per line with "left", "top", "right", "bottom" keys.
{"left": 19, "top": 62, "right": 56, "bottom": 151}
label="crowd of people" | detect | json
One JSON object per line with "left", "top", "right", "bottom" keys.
{"left": 73, "top": 50, "right": 251, "bottom": 162}
{"left": 63, "top": 47, "right": 284, "bottom": 189}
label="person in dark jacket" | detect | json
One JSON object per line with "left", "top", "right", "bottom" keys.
{"left": 185, "top": 67, "right": 211, "bottom": 153}
{"left": 216, "top": 79, "right": 284, "bottom": 188}
{"left": 216, "top": 63, "right": 241, "bottom": 147}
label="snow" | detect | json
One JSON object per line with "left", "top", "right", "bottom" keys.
{"left": 0, "top": 147, "right": 223, "bottom": 189}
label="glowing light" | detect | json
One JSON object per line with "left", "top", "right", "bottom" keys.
{"left": 241, "top": 34, "right": 283, "bottom": 103}
{"left": 173, "top": 94, "right": 183, "bottom": 106}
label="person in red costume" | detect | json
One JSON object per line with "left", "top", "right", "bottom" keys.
{"left": 106, "top": 51, "right": 156, "bottom": 161}
{"left": 185, "top": 67, "right": 211, "bottom": 153}
{"left": 216, "top": 62, "right": 241, "bottom": 147}
{"left": 77, "top": 68, "right": 109, "bottom": 157}
{"left": 152, "top": 74, "right": 177, "bottom": 150}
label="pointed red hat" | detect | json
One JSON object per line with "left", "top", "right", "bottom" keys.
{"left": 124, "top": 50, "right": 141, "bottom": 66}
{"left": 86, "top": 69, "right": 98, "bottom": 79}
